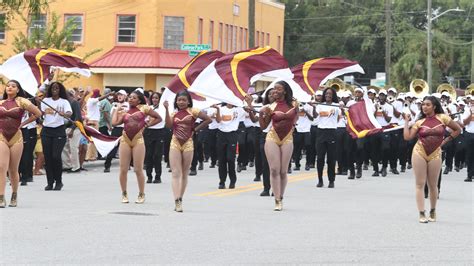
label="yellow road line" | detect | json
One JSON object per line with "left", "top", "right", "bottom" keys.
{"left": 214, "top": 175, "right": 315, "bottom": 197}
{"left": 196, "top": 172, "right": 316, "bottom": 197}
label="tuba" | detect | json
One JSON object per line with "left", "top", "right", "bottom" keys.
{"left": 409, "top": 79, "right": 429, "bottom": 98}
{"left": 326, "top": 78, "right": 345, "bottom": 93}
{"left": 466, "top": 83, "right": 474, "bottom": 97}
{"left": 436, "top": 83, "right": 457, "bottom": 100}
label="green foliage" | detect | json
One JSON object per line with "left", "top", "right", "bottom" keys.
{"left": 282, "top": 0, "right": 473, "bottom": 89}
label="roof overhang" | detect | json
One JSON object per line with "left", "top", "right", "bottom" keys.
{"left": 91, "top": 67, "right": 179, "bottom": 75}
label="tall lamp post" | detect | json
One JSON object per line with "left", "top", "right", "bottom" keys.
{"left": 427, "top": 0, "right": 463, "bottom": 92}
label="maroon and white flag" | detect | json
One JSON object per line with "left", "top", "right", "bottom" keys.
{"left": 0, "top": 48, "right": 91, "bottom": 96}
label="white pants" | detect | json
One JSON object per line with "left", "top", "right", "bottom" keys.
{"left": 62, "top": 128, "right": 82, "bottom": 171}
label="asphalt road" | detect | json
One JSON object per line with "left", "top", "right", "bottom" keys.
{"left": 1, "top": 159, "right": 472, "bottom": 264}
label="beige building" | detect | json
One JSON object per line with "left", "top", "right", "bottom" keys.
{"left": 0, "top": 0, "right": 285, "bottom": 92}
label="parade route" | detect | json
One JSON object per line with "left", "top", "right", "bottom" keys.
{"left": 0, "top": 160, "right": 472, "bottom": 264}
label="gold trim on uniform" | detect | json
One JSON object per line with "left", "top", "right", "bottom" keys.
{"left": 0, "top": 130, "right": 23, "bottom": 148}
{"left": 120, "top": 132, "right": 144, "bottom": 148}
{"left": 170, "top": 135, "right": 194, "bottom": 152}
{"left": 413, "top": 141, "right": 441, "bottom": 162}
{"left": 266, "top": 128, "right": 294, "bottom": 146}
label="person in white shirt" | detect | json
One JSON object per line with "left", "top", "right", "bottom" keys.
{"left": 40, "top": 82, "right": 72, "bottom": 191}
{"left": 205, "top": 107, "right": 219, "bottom": 168}
{"left": 312, "top": 87, "right": 340, "bottom": 188}
{"left": 307, "top": 90, "right": 323, "bottom": 170}
{"left": 370, "top": 89, "right": 393, "bottom": 177}
{"left": 462, "top": 98, "right": 474, "bottom": 182}
{"left": 143, "top": 92, "right": 166, "bottom": 183}
{"left": 104, "top": 90, "right": 129, "bottom": 172}
{"left": 293, "top": 103, "right": 313, "bottom": 171}
{"left": 216, "top": 103, "right": 245, "bottom": 189}
{"left": 84, "top": 89, "right": 113, "bottom": 161}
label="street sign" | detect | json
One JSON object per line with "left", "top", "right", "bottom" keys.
{"left": 181, "top": 44, "right": 211, "bottom": 51}
{"left": 188, "top": 51, "right": 200, "bottom": 56}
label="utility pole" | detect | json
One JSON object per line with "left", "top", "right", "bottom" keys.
{"left": 248, "top": 0, "right": 255, "bottom": 48}
{"left": 471, "top": 29, "right": 474, "bottom": 84}
{"left": 385, "top": 0, "right": 391, "bottom": 87}
{"left": 427, "top": 0, "right": 433, "bottom": 91}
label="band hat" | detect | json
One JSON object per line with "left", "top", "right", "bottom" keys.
{"left": 354, "top": 87, "right": 363, "bottom": 93}
{"left": 367, "top": 88, "right": 376, "bottom": 94}
{"left": 378, "top": 89, "right": 388, "bottom": 95}
{"left": 135, "top": 88, "right": 144, "bottom": 94}
{"left": 117, "top": 89, "right": 128, "bottom": 95}
{"left": 397, "top": 94, "right": 404, "bottom": 100}
{"left": 388, "top": 87, "right": 397, "bottom": 94}
{"left": 432, "top": 92, "right": 441, "bottom": 99}
{"left": 441, "top": 91, "right": 451, "bottom": 98}
{"left": 466, "top": 95, "right": 472, "bottom": 99}
{"left": 415, "top": 99, "right": 422, "bottom": 104}
{"left": 457, "top": 100, "right": 465, "bottom": 105}
{"left": 315, "top": 90, "right": 323, "bottom": 96}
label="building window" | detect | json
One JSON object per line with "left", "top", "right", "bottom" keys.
{"left": 218, "top": 22, "right": 223, "bottom": 51}
{"left": 244, "top": 28, "right": 248, "bottom": 49}
{"left": 261, "top": 31, "right": 265, "bottom": 46}
{"left": 225, "top": 24, "right": 230, "bottom": 52}
{"left": 238, "top": 27, "right": 243, "bottom": 51}
{"left": 164, "top": 16, "right": 184, "bottom": 49}
{"left": 233, "top": 4, "right": 240, "bottom": 16}
{"left": 232, "top": 25, "right": 237, "bottom": 52}
{"left": 197, "top": 18, "right": 203, "bottom": 44}
{"left": 117, "top": 15, "right": 136, "bottom": 43}
{"left": 28, "top": 13, "right": 47, "bottom": 39}
{"left": 209, "top": 20, "right": 214, "bottom": 49}
{"left": 256, "top": 30, "right": 260, "bottom": 47}
{"left": 277, "top": 35, "right": 281, "bottom": 52}
{"left": 266, "top": 33, "right": 270, "bottom": 46}
{"left": 0, "top": 13, "right": 5, "bottom": 41}
{"left": 65, "top": 15, "right": 83, "bottom": 43}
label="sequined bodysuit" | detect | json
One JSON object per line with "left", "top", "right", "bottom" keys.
{"left": 170, "top": 108, "right": 200, "bottom": 152}
{"left": 412, "top": 114, "right": 451, "bottom": 162}
{"left": 0, "top": 97, "right": 30, "bottom": 147}
{"left": 266, "top": 100, "right": 298, "bottom": 146}
{"left": 121, "top": 105, "right": 151, "bottom": 147}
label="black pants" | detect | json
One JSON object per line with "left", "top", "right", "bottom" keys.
{"left": 335, "top": 127, "right": 348, "bottom": 172}
{"left": 465, "top": 132, "right": 474, "bottom": 179}
{"left": 307, "top": 125, "right": 318, "bottom": 166}
{"left": 345, "top": 133, "right": 357, "bottom": 173}
{"left": 104, "top": 127, "right": 123, "bottom": 169}
{"left": 389, "top": 129, "right": 402, "bottom": 169}
{"left": 243, "top": 126, "right": 258, "bottom": 166}
{"left": 259, "top": 132, "right": 270, "bottom": 191}
{"left": 355, "top": 138, "right": 368, "bottom": 167}
{"left": 293, "top": 131, "right": 311, "bottom": 167}
{"left": 398, "top": 136, "right": 408, "bottom": 169}
{"left": 41, "top": 126, "right": 67, "bottom": 186}
{"left": 191, "top": 124, "right": 205, "bottom": 171}
{"left": 19, "top": 128, "right": 37, "bottom": 182}
{"left": 163, "top": 129, "right": 172, "bottom": 164}
{"left": 144, "top": 128, "right": 165, "bottom": 179}
{"left": 217, "top": 130, "right": 238, "bottom": 185}
{"left": 444, "top": 135, "right": 456, "bottom": 169}
{"left": 250, "top": 127, "right": 263, "bottom": 178}
{"left": 454, "top": 133, "right": 466, "bottom": 169}
{"left": 237, "top": 122, "right": 247, "bottom": 166}
{"left": 370, "top": 132, "right": 390, "bottom": 171}
{"left": 316, "top": 128, "right": 336, "bottom": 182}
{"left": 205, "top": 128, "right": 218, "bottom": 165}
{"left": 99, "top": 126, "right": 110, "bottom": 136}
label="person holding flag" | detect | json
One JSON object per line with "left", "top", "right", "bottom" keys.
{"left": 41, "top": 82, "right": 73, "bottom": 191}
{"left": 163, "top": 90, "right": 211, "bottom": 212}
{"left": 0, "top": 80, "right": 42, "bottom": 207}
{"left": 259, "top": 81, "right": 298, "bottom": 211}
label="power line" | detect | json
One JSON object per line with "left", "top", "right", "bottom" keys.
{"left": 285, "top": 11, "right": 426, "bottom": 21}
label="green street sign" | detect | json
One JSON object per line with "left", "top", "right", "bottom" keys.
{"left": 181, "top": 44, "right": 211, "bottom": 51}
{"left": 188, "top": 51, "right": 200, "bottom": 56}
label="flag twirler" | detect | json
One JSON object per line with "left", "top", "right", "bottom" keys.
{"left": 0, "top": 48, "right": 91, "bottom": 96}
{"left": 189, "top": 47, "right": 288, "bottom": 106}
{"left": 345, "top": 100, "right": 383, "bottom": 139}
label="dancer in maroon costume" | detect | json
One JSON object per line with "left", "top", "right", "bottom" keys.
{"left": 0, "top": 80, "right": 41, "bottom": 207}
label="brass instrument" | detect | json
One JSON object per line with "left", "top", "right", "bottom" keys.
{"left": 387, "top": 95, "right": 395, "bottom": 103}
{"left": 326, "top": 78, "right": 345, "bottom": 92}
{"left": 436, "top": 83, "right": 457, "bottom": 100}
{"left": 409, "top": 79, "right": 429, "bottom": 98}
{"left": 466, "top": 83, "right": 474, "bottom": 96}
